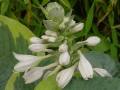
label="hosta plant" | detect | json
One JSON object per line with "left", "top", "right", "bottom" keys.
{"left": 12, "top": 2, "right": 113, "bottom": 89}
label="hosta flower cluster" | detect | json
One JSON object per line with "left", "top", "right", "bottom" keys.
{"left": 13, "top": 2, "right": 112, "bottom": 88}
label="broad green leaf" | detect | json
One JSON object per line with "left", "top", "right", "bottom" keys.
{"left": 0, "top": 15, "right": 34, "bottom": 90}
{"left": 35, "top": 75, "right": 61, "bottom": 90}
{"left": 63, "top": 51, "right": 118, "bottom": 90}
{"left": 0, "top": 0, "right": 9, "bottom": 15}
{"left": 5, "top": 73, "right": 19, "bottom": 90}
{"left": 63, "top": 77, "right": 120, "bottom": 90}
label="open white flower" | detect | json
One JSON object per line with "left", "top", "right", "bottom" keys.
{"left": 78, "top": 51, "right": 93, "bottom": 80}
{"left": 30, "top": 37, "right": 44, "bottom": 44}
{"left": 13, "top": 52, "right": 40, "bottom": 72}
{"left": 70, "top": 23, "right": 84, "bottom": 33}
{"left": 59, "top": 51, "right": 70, "bottom": 65}
{"left": 59, "top": 41, "right": 68, "bottom": 52}
{"left": 56, "top": 64, "right": 76, "bottom": 88}
{"left": 23, "top": 62, "right": 58, "bottom": 84}
{"left": 85, "top": 36, "right": 101, "bottom": 46}
{"left": 23, "top": 67, "right": 45, "bottom": 84}
{"left": 94, "top": 68, "right": 112, "bottom": 77}
{"left": 28, "top": 43, "right": 47, "bottom": 52}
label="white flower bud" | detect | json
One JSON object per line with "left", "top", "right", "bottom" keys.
{"left": 28, "top": 44, "right": 47, "bottom": 52}
{"left": 86, "top": 36, "right": 101, "bottom": 46}
{"left": 94, "top": 68, "right": 112, "bottom": 77}
{"left": 45, "top": 30, "right": 57, "bottom": 37}
{"left": 30, "top": 37, "right": 44, "bottom": 44}
{"left": 41, "top": 35, "right": 56, "bottom": 42}
{"left": 56, "top": 64, "right": 76, "bottom": 88}
{"left": 59, "top": 42, "right": 68, "bottom": 52}
{"left": 23, "top": 67, "right": 44, "bottom": 84}
{"left": 78, "top": 51, "right": 93, "bottom": 80}
{"left": 59, "top": 51, "right": 70, "bottom": 65}
{"left": 71, "top": 23, "right": 84, "bottom": 33}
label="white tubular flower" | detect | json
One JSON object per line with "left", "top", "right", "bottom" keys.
{"left": 56, "top": 64, "right": 76, "bottom": 88}
{"left": 59, "top": 41, "right": 68, "bottom": 52}
{"left": 94, "top": 68, "right": 112, "bottom": 77}
{"left": 23, "top": 67, "right": 45, "bottom": 84}
{"left": 59, "top": 51, "right": 70, "bottom": 65}
{"left": 29, "top": 44, "right": 47, "bottom": 52}
{"left": 30, "top": 37, "right": 44, "bottom": 44}
{"left": 42, "top": 35, "right": 56, "bottom": 42}
{"left": 13, "top": 52, "right": 40, "bottom": 72}
{"left": 23, "top": 62, "right": 58, "bottom": 83}
{"left": 85, "top": 36, "right": 101, "bottom": 46}
{"left": 71, "top": 23, "right": 84, "bottom": 33}
{"left": 45, "top": 30, "right": 57, "bottom": 37}
{"left": 78, "top": 51, "right": 93, "bottom": 80}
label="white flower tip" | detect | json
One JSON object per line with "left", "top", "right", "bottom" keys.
{"left": 48, "top": 37, "right": 56, "bottom": 42}
{"left": 45, "top": 30, "right": 57, "bottom": 37}
{"left": 41, "top": 35, "right": 56, "bottom": 42}
{"left": 56, "top": 65, "right": 76, "bottom": 88}
{"left": 86, "top": 36, "right": 101, "bottom": 46}
{"left": 30, "top": 37, "right": 43, "bottom": 44}
{"left": 28, "top": 44, "right": 46, "bottom": 52}
{"left": 78, "top": 50, "right": 94, "bottom": 80}
{"left": 59, "top": 41, "right": 68, "bottom": 52}
{"left": 94, "top": 68, "right": 112, "bottom": 77}
{"left": 59, "top": 51, "right": 70, "bottom": 65}
{"left": 71, "top": 23, "right": 84, "bottom": 33}
{"left": 23, "top": 67, "right": 44, "bottom": 84}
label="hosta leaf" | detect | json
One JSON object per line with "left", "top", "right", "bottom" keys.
{"left": 63, "top": 51, "right": 118, "bottom": 90}
{"left": 63, "top": 77, "right": 120, "bottom": 90}
{"left": 5, "top": 73, "right": 19, "bottom": 90}
{"left": 0, "top": 15, "right": 34, "bottom": 90}
{"left": 84, "top": 51, "right": 117, "bottom": 74}
{"left": 35, "top": 75, "right": 61, "bottom": 90}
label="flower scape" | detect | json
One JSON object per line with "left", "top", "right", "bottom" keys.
{"left": 13, "top": 2, "right": 112, "bottom": 89}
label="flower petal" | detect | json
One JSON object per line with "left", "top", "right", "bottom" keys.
{"left": 71, "top": 23, "right": 84, "bottom": 33}
{"left": 86, "top": 36, "right": 101, "bottom": 46}
{"left": 94, "top": 68, "right": 112, "bottom": 77}
{"left": 78, "top": 51, "right": 93, "bottom": 80}
{"left": 13, "top": 52, "right": 39, "bottom": 62}
{"left": 56, "top": 65, "right": 76, "bottom": 88}
{"left": 59, "top": 41, "right": 68, "bottom": 52}
{"left": 14, "top": 60, "right": 37, "bottom": 72}
{"left": 59, "top": 51, "right": 70, "bottom": 65}
{"left": 23, "top": 67, "right": 44, "bottom": 84}
{"left": 30, "top": 37, "right": 44, "bottom": 44}
{"left": 28, "top": 44, "right": 46, "bottom": 52}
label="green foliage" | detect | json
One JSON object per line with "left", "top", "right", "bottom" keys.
{"left": 35, "top": 75, "right": 61, "bottom": 90}
{"left": 63, "top": 77, "right": 120, "bottom": 90}
{"left": 0, "top": 0, "right": 120, "bottom": 90}
{"left": 0, "top": 15, "right": 34, "bottom": 90}
{"left": 84, "top": 51, "right": 117, "bottom": 74}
